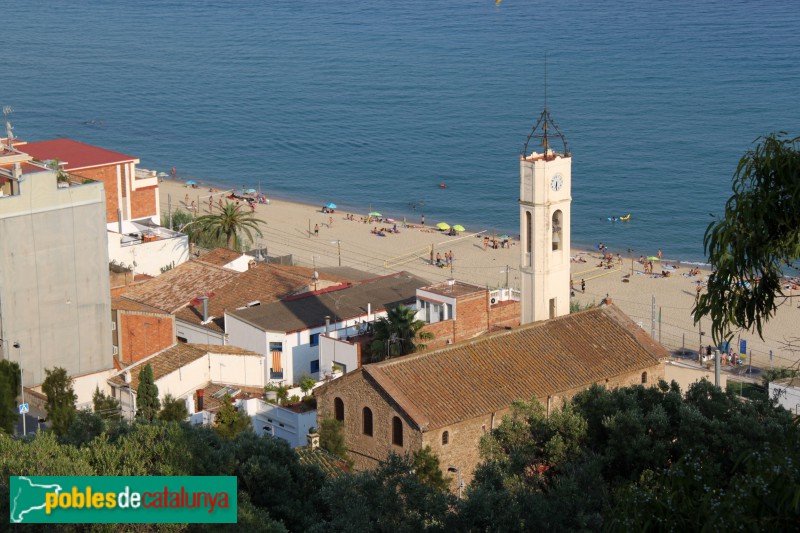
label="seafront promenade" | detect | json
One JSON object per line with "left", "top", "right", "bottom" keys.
{"left": 158, "top": 179, "right": 800, "bottom": 375}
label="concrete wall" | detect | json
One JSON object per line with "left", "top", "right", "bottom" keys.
{"left": 0, "top": 170, "right": 113, "bottom": 387}
{"left": 175, "top": 319, "right": 225, "bottom": 346}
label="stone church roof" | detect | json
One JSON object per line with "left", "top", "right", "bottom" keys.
{"left": 352, "top": 304, "right": 668, "bottom": 432}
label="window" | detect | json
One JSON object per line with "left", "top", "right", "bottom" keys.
{"left": 362, "top": 407, "right": 373, "bottom": 436}
{"left": 392, "top": 416, "right": 403, "bottom": 446}
{"left": 334, "top": 397, "right": 344, "bottom": 421}
{"left": 270, "top": 342, "right": 283, "bottom": 379}
{"left": 525, "top": 211, "right": 532, "bottom": 265}
{"left": 310, "top": 360, "right": 320, "bottom": 373}
{"left": 552, "top": 210, "right": 563, "bottom": 251}
{"left": 310, "top": 333, "right": 319, "bottom": 347}
{"left": 442, "top": 431, "right": 449, "bottom": 445}
{"left": 641, "top": 371, "right": 648, "bottom": 384}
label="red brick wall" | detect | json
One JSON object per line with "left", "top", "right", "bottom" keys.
{"left": 77, "top": 165, "right": 121, "bottom": 223}
{"left": 420, "top": 292, "right": 520, "bottom": 350}
{"left": 131, "top": 186, "right": 157, "bottom": 220}
{"left": 115, "top": 311, "right": 175, "bottom": 364}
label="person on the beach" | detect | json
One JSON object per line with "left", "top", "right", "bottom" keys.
{"left": 172, "top": 166, "right": 176, "bottom": 177}
{"left": 185, "top": 194, "right": 190, "bottom": 206}
{"left": 436, "top": 252, "right": 441, "bottom": 266}
{"left": 421, "top": 214, "right": 425, "bottom": 225}
{"left": 402, "top": 217, "right": 407, "bottom": 227}
{"left": 658, "top": 249, "right": 662, "bottom": 261}
{"left": 208, "top": 195, "right": 213, "bottom": 212}
{"left": 448, "top": 250, "right": 454, "bottom": 264}
{"left": 314, "top": 224, "right": 319, "bottom": 237}
{"left": 483, "top": 237, "right": 488, "bottom": 251}
{"left": 329, "top": 216, "right": 334, "bottom": 228}
{"left": 190, "top": 200, "right": 196, "bottom": 213}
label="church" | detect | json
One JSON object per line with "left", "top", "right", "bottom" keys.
{"left": 314, "top": 108, "right": 667, "bottom": 488}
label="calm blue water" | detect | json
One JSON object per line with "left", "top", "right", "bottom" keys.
{"left": 4, "top": 0, "right": 799, "bottom": 262}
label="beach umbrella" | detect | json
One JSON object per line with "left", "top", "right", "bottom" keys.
{"left": 499, "top": 235, "right": 510, "bottom": 240}
{"left": 436, "top": 222, "right": 450, "bottom": 230}
{"left": 452, "top": 224, "right": 466, "bottom": 232}
{"left": 647, "top": 256, "right": 659, "bottom": 261}
{"left": 185, "top": 180, "right": 197, "bottom": 186}
{"left": 325, "top": 202, "right": 337, "bottom": 209}
{"left": 369, "top": 212, "right": 382, "bottom": 217}
{"left": 244, "top": 188, "right": 257, "bottom": 194}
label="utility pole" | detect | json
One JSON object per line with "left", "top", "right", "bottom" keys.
{"left": 650, "top": 295, "right": 656, "bottom": 339}
{"left": 13, "top": 342, "right": 25, "bottom": 436}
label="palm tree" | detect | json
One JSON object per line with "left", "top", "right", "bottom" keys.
{"left": 193, "top": 201, "right": 265, "bottom": 250}
{"left": 370, "top": 305, "right": 433, "bottom": 360}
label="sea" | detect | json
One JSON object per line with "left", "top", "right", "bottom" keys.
{"left": 3, "top": 0, "right": 799, "bottom": 263}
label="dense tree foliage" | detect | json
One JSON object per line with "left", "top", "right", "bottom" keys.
{"left": 1, "top": 380, "right": 797, "bottom": 531}
{"left": 465, "top": 380, "right": 800, "bottom": 531}
{"left": 136, "top": 363, "right": 160, "bottom": 422}
{"left": 695, "top": 133, "right": 800, "bottom": 342}
{"left": 370, "top": 304, "right": 433, "bottom": 360}
{"left": 92, "top": 386, "right": 122, "bottom": 421}
{"left": 0, "top": 360, "right": 21, "bottom": 434}
{"left": 159, "top": 393, "right": 189, "bottom": 422}
{"left": 41, "top": 367, "right": 77, "bottom": 436}
{"left": 215, "top": 394, "right": 252, "bottom": 439}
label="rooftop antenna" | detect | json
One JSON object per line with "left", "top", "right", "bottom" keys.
{"left": 3, "top": 106, "right": 14, "bottom": 149}
{"left": 521, "top": 56, "right": 569, "bottom": 159}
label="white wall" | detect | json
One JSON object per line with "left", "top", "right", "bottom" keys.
{"left": 770, "top": 382, "right": 800, "bottom": 415}
{"left": 175, "top": 319, "right": 225, "bottom": 345}
{"left": 319, "top": 335, "right": 359, "bottom": 377}
{"left": 107, "top": 230, "right": 189, "bottom": 277}
{"left": 222, "top": 254, "right": 251, "bottom": 272}
{"left": 245, "top": 398, "right": 317, "bottom": 448}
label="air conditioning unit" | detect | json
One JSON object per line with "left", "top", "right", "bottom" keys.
{"left": 112, "top": 345, "right": 119, "bottom": 356}
{"left": 490, "top": 297, "right": 497, "bottom": 304}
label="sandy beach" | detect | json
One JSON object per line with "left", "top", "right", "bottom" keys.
{"left": 158, "top": 178, "right": 800, "bottom": 376}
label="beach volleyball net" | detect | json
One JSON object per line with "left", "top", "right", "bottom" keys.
{"left": 383, "top": 245, "right": 432, "bottom": 270}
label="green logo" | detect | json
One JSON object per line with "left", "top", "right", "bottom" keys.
{"left": 10, "top": 476, "right": 237, "bottom": 524}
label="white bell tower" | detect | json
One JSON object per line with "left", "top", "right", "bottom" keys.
{"left": 519, "top": 107, "right": 572, "bottom": 324}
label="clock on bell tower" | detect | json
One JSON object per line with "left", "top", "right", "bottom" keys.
{"left": 519, "top": 108, "right": 572, "bottom": 324}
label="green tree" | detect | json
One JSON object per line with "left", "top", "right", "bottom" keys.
{"left": 300, "top": 374, "right": 316, "bottom": 396}
{"left": 695, "top": 133, "right": 800, "bottom": 342}
{"left": 411, "top": 445, "right": 449, "bottom": 491}
{"left": 41, "top": 367, "right": 77, "bottom": 437}
{"left": 370, "top": 304, "right": 433, "bottom": 360}
{"left": 194, "top": 201, "right": 265, "bottom": 250}
{"left": 215, "top": 394, "right": 251, "bottom": 439}
{"left": 319, "top": 417, "right": 349, "bottom": 463}
{"left": 159, "top": 393, "right": 189, "bottom": 422}
{"left": 168, "top": 207, "right": 193, "bottom": 231}
{"left": 135, "top": 363, "right": 160, "bottom": 422}
{"left": 92, "top": 386, "right": 122, "bottom": 421}
{"left": 0, "top": 360, "right": 21, "bottom": 435}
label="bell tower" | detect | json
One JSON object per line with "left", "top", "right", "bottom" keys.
{"left": 519, "top": 107, "right": 572, "bottom": 324}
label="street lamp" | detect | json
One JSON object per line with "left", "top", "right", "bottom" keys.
{"left": 13, "top": 341, "right": 25, "bottom": 436}
{"left": 330, "top": 240, "right": 341, "bottom": 267}
{"left": 447, "top": 465, "right": 463, "bottom": 498}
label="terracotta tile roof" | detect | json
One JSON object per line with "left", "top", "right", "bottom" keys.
{"left": 20, "top": 138, "right": 138, "bottom": 170}
{"left": 121, "top": 259, "right": 240, "bottom": 313}
{"left": 111, "top": 297, "right": 169, "bottom": 314}
{"left": 174, "top": 263, "right": 347, "bottom": 333}
{"left": 296, "top": 448, "right": 348, "bottom": 477}
{"left": 228, "top": 271, "right": 430, "bottom": 333}
{"left": 420, "top": 280, "right": 485, "bottom": 299}
{"left": 197, "top": 248, "right": 244, "bottom": 267}
{"left": 350, "top": 305, "right": 668, "bottom": 432}
{"left": 108, "top": 343, "right": 260, "bottom": 390}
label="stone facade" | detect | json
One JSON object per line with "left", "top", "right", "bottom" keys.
{"left": 318, "top": 359, "right": 664, "bottom": 487}
{"left": 316, "top": 370, "right": 422, "bottom": 471}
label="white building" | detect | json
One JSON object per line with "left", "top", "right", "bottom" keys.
{"left": 107, "top": 343, "right": 263, "bottom": 420}
{"left": 519, "top": 108, "right": 572, "bottom": 323}
{"left": 225, "top": 271, "right": 429, "bottom": 386}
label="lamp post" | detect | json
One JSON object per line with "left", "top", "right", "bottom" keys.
{"left": 13, "top": 342, "right": 25, "bottom": 436}
{"left": 312, "top": 255, "right": 319, "bottom": 291}
{"left": 447, "top": 465, "right": 463, "bottom": 498}
{"left": 330, "top": 240, "right": 341, "bottom": 267}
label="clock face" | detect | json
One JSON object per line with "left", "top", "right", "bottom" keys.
{"left": 550, "top": 173, "right": 564, "bottom": 192}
